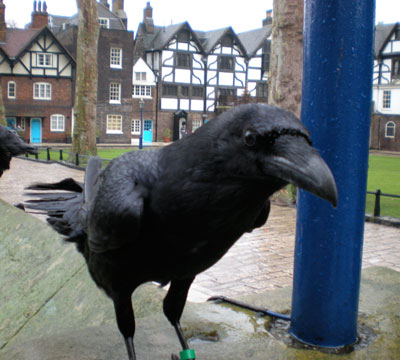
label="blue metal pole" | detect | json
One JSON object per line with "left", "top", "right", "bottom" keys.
{"left": 139, "top": 100, "right": 144, "bottom": 149}
{"left": 289, "top": 0, "right": 375, "bottom": 347}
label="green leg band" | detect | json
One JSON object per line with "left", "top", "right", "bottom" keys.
{"left": 180, "top": 348, "right": 196, "bottom": 360}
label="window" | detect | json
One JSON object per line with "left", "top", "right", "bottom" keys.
{"left": 392, "top": 59, "right": 400, "bottom": 80}
{"left": 131, "top": 119, "right": 141, "bottom": 135}
{"left": 176, "top": 52, "right": 191, "bottom": 68}
{"left": 219, "top": 55, "right": 234, "bottom": 71}
{"left": 50, "top": 114, "right": 65, "bottom": 132}
{"left": 257, "top": 83, "right": 268, "bottom": 99}
{"left": 218, "top": 88, "right": 236, "bottom": 97}
{"left": 135, "top": 72, "right": 147, "bottom": 81}
{"left": 132, "top": 85, "right": 151, "bottom": 98}
{"left": 17, "top": 118, "right": 25, "bottom": 130}
{"left": 37, "top": 53, "right": 52, "bottom": 67}
{"left": 192, "top": 119, "right": 202, "bottom": 132}
{"left": 162, "top": 84, "right": 178, "bottom": 96}
{"left": 181, "top": 86, "right": 189, "bottom": 97}
{"left": 107, "top": 115, "right": 123, "bottom": 133}
{"left": 34, "top": 82, "right": 51, "bottom": 100}
{"left": 8, "top": 81, "right": 16, "bottom": 99}
{"left": 110, "top": 48, "right": 122, "bottom": 68}
{"left": 385, "top": 121, "right": 396, "bottom": 138}
{"left": 383, "top": 90, "right": 391, "bottom": 109}
{"left": 109, "top": 83, "right": 121, "bottom": 103}
{"left": 98, "top": 18, "right": 109, "bottom": 28}
{"left": 192, "top": 86, "right": 204, "bottom": 98}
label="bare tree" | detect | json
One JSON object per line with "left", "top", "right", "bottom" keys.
{"left": 268, "top": 0, "right": 303, "bottom": 118}
{"left": 73, "top": 0, "right": 99, "bottom": 155}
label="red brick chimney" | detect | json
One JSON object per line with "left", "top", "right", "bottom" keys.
{"left": 263, "top": 10, "right": 273, "bottom": 26}
{"left": 30, "top": 0, "right": 49, "bottom": 29}
{"left": 143, "top": 2, "right": 154, "bottom": 34}
{"left": 112, "top": 0, "right": 124, "bottom": 14}
{"left": 0, "top": 0, "right": 6, "bottom": 43}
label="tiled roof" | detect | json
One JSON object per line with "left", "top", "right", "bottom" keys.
{"left": 0, "top": 28, "right": 40, "bottom": 59}
{"left": 374, "top": 23, "right": 397, "bottom": 57}
{"left": 238, "top": 25, "right": 272, "bottom": 57}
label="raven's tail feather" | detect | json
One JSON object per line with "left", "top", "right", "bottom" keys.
{"left": 24, "top": 177, "right": 86, "bottom": 243}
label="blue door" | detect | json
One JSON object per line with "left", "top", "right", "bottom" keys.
{"left": 143, "top": 119, "right": 153, "bottom": 143}
{"left": 6, "top": 117, "right": 16, "bottom": 130}
{"left": 31, "top": 118, "right": 41, "bottom": 143}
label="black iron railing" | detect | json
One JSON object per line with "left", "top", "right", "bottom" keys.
{"left": 367, "top": 189, "right": 400, "bottom": 217}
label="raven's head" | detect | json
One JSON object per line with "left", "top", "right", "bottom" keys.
{"left": 210, "top": 103, "right": 338, "bottom": 207}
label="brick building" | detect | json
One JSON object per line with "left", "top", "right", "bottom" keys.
{"left": 53, "top": 0, "right": 134, "bottom": 144}
{"left": 371, "top": 22, "right": 400, "bottom": 151}
{"left": 0, "top": 0, "right": 75, "bottom": 143}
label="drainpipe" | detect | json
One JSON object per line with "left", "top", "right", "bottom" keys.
{"left": 290, "top": 0, "right": 375, "bottom": 347}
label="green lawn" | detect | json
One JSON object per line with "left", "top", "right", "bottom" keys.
{"left": 366, "top": 155, "right": 400, "bottom": 218}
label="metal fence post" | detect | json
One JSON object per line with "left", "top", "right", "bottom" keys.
{"left": 290, "top": 0, "right": 375, "bottom": 347}
{"left": 75, "top": 153, "right": 79, "bottom": 166}
{"left": 59, "top": 149, "right": 63, "bottom": 161}
{"left": 373, "top": 189, "right": 381, "bottom": 217}
{"left": 46, "top": 147, "right": 51, "bottom": 161}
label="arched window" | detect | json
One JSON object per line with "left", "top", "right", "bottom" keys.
{"left": 385, "top": 121, "right": 395, "bottom": 138}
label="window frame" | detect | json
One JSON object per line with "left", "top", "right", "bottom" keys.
{"left": 131, "top": 119, "right": 141, "bottom": 135}
{"left": 8, "top": 81, "right": 16, "bottom": 99}
{"left": 109, "top": 82, "right": 121, "bottom": 104}
{"left": 98, "top": 17, "right": 109, "bottom": 29}
{"left": 110, "top": 48, "right": 122, "bottom": 69}
{"left": 132, "top": 85, "right": 152, "bottom": 98}
{"left": 162, "top": 84, "right": 178, "bottom": 97}
{"left": 176, "top": 52, "right": 191, "bottom": 68}
{"left": 218, "top": 55, "right": 234, "bottom": 71}
{"left": 50, "top": 114, "right": 65, "bottom": 132}
{"left": 36, "top": 53, "right": 53, "bottom": 68}
{"left": 385, "top": 121, "right": 396, "bottom": 138}
{"left": 382, "top": 90, "right": 391, "bottom": 109}
{"left": 392, "top": 59, "right": 400, "bottom": 80}
{"left": 33, "top": 82, "right": 51, "bottom": 100}
{"left": 106, "top": 114, "right": 123, "bottom": 134}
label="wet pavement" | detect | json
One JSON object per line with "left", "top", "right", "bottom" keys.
{"left": 0, "top": 157, "right": 399, "bottom": 303}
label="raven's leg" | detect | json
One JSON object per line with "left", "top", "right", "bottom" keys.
{"left": 163, "top": 277, "right": 196, "bottom": 359}
{"left": 113, "top": 294, "right": 136, "bottom": 360}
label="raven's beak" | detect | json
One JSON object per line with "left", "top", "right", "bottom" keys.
{"left": 265, "top": 136, "right": 338, "bottom": 207}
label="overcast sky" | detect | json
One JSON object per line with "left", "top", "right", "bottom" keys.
{"left": 4, "top": 0, "right": 399, "bottom": 34}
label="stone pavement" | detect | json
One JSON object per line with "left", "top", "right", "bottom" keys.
{"left": 0, "top": 158, "right": 399, "bottom": 304}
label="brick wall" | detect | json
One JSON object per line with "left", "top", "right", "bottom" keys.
{"left": 370, "top": 113, "right": 400, "bottom": 152}
{"left": 3, "top": 76, "right": 73, "bottom": 143}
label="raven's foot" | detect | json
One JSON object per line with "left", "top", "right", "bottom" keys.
{"left": 208, "top": 296, "right": 291, "bottom": 321}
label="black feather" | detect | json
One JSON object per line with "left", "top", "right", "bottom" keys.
{"left": 24, "top": 104, "right": 337, "bottom": 359}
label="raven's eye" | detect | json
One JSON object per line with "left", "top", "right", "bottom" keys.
{"left": 243, "top": 130, "right": 257, "bottom": 147}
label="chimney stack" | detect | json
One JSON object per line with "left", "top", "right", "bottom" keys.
{"left": 112, "top": 0, "right": 127, "bottom": 29}
{"left": 263, "top": 9, "right": 273, "bottom": 26}
{"left": 0, "top": 0, "right": 6, "bottom": 43}
{"left": 143, "top": 2, "right": 154, "bottom": 34}
{"left": 101, "top": 0, "right": 109, "bottom": 9}
{"left": 30, "top": 0, "right": 49, "bottom": 29}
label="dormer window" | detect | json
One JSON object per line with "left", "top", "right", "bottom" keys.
{"left": 98, "top": 18, "right": 109, "bottom": 29}
{"left": 37, "top": 53, "right": 52, "bottom": 67}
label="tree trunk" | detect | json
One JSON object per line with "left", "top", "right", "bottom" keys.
{"left": 268, "top": 0, "right": 304, "bottom": 118}
{"left": 0, "top": 80, "right": 6, "bottom": 126}
{"left": 73, "top": 0, "right": 99, "bottom": 155}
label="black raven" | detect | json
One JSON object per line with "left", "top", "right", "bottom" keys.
{"left": 0, "top": 124, "right": 37, "bottom": 177}
{"left": 26, "top": 104, "right": 337, "bottom": 360}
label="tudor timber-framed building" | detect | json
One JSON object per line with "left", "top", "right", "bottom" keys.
{"left": 0, "top": 0, "right": 75, "bottom": 144}
{"left": 134, "top": 2, "right": 272, "bottom": 142}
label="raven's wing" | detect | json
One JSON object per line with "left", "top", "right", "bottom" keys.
{"left": 0, "top": 124, "right": 37, "bottom": 176}
{"left": 87, "top": 150, "right": 159, "bottom": 253}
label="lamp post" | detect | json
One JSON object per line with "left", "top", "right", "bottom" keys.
{"left": 139, "top": 98, "right": 144, "bottom": 149}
